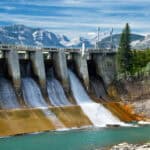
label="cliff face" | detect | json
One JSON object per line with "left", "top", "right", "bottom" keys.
{"left": 123, "top": 78, "right": 150, "bottom": 119}
{"left": 118, "top": 77, "right": 150, "bottom": 102}
{"left": 108, "top": 76, "right": 150, "bottom": 119}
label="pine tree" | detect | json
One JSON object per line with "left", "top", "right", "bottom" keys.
{"left": 117, "top": 23, "right": 133, "bottom": 74}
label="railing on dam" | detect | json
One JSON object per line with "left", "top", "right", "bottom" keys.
{"left": 0, "top": 44, "right": 116, "bottom": 54}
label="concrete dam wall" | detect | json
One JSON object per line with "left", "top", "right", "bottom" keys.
{"left": 0, "top": 45, "right": 141, "bottom": 137}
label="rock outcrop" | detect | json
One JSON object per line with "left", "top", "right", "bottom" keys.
{"left": 110, "top": 142, "right": 150, "bottom": 150}
{"left": 97, "top": 142, "right": 150, "bottom": 150}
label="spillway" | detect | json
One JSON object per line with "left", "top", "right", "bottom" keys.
{"left": 22, "top": 77, "right": 65, "bottom": 129}
{"left": 90, "top": 77, "right": 108, "bottom": 100}
{"left": 22, "top": 77, "right": 47, "bottom": 107}
{"left": 68, "top": 70, "right": 125, "bottom": 127}
{"left": 0, "top": 78, "right": 20, "bottom": 109}
{"left": 47, "top": 78, "right": 71, "bottom": 106}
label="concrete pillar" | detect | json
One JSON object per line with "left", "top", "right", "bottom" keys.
{"left": 73, "top": 53, "right": 90, "bottom": 91}
{"left": 5, "top": 49, "right": 25, "bottom": 106}
{"left": 52, "top": 49, "right": 69, "bottom": 92}
{"left": 93, "top": 53, "right": 117, "bottom": 87}
{"left": 30, "top": 50, "right": 46, "bottom": 94}
{"left": 5, "top": 50, "right": 21, "bottom": 93}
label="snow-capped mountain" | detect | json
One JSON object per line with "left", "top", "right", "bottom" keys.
{"left": 131, "top": 35, "right": 150, "bottom": 49}
{"left": 64, "top": 37, "right": 93, "bottom": 48}
{"left": 98, "top": 34, "right": 145, "bottom": 49}
{"left": 0, "top": 25, "right": 70, "bottom": 47}
{"left": 0, "top": 24, "right": 93, "bottom": 48}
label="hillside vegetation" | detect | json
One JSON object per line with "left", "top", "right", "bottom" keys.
{"left": 117, "top": 23, "right": 150, "bottom": 77}
{"left": 132, "top": 49, "right": 150, "bottom": 74}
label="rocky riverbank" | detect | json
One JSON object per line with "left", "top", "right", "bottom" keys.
{"left": 97, "top": 142, "right": 150, "bottom": 150}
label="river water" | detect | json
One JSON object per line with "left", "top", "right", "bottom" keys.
{"left": 0, "top": 126, "right": 149, "bottom": 150}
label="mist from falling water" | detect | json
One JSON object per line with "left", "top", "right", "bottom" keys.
{"left": 68, "top": 70, "right": 126, "bottom": 127}
{"left": 47, "top": 78, "right": 71, "bottom": 106}
{"left": 22, "top": 77, "right": 65, "bottom": 129}
{"left": 0, "top": 78, "right": 20, "bottom": 109}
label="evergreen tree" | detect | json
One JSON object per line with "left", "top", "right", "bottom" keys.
{"left": 117, "top": 23, "right": 133, "bottom": 74}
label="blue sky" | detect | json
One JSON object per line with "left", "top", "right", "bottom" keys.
{"left": 0, "top": 0, "right": 150, "bottom": 38}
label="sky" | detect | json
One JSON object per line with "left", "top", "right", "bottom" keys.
{"left": 0, "top": 0, "right": 150, "bottom": 38}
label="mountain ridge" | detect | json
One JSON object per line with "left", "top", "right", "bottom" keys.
{"left": 0, "top": 24, "right": 149, "bottom": 49}
{"left": 0, "top": 24, "right": 94, "bottom": 48}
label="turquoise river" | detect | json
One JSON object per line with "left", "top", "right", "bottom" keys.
{"left": 0, "top": 125, "right": 150, "bottom": 150}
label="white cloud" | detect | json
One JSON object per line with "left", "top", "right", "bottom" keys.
{"left": 87, "top": 32, "right": 97, "bottom": 36}
{"left": 3, "top": 6, "right": 16, "bottom": 10}
{"left": 0, "top": 0, "right": 149, "bottom": 37}
{"left": 0, "top": 13, "right": 149, "bottom": 35}
{"left": 0, "top": 6, "right": 16, "bottom": 10}
{"left": 8, "top": 0, "right": 150, "bottom": 8}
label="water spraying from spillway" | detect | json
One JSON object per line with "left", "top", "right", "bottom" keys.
{"left": 22, "top": 77, "right": 65, "bottom": 129}
{"left": 68, "top": 70, "right": 125, "bottom": 127}
{"left": 47, "top": 78, "right": 71, "bottom": 106}
{"left": 22, "top": 78, "right": 47, "bottom": 107}
{"left": 0, "top": 78, "right": 20, "bottom": 109}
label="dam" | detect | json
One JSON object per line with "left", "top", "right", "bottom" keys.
{"left": 0, "top": 44, "right": 141, "bottom": 137}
